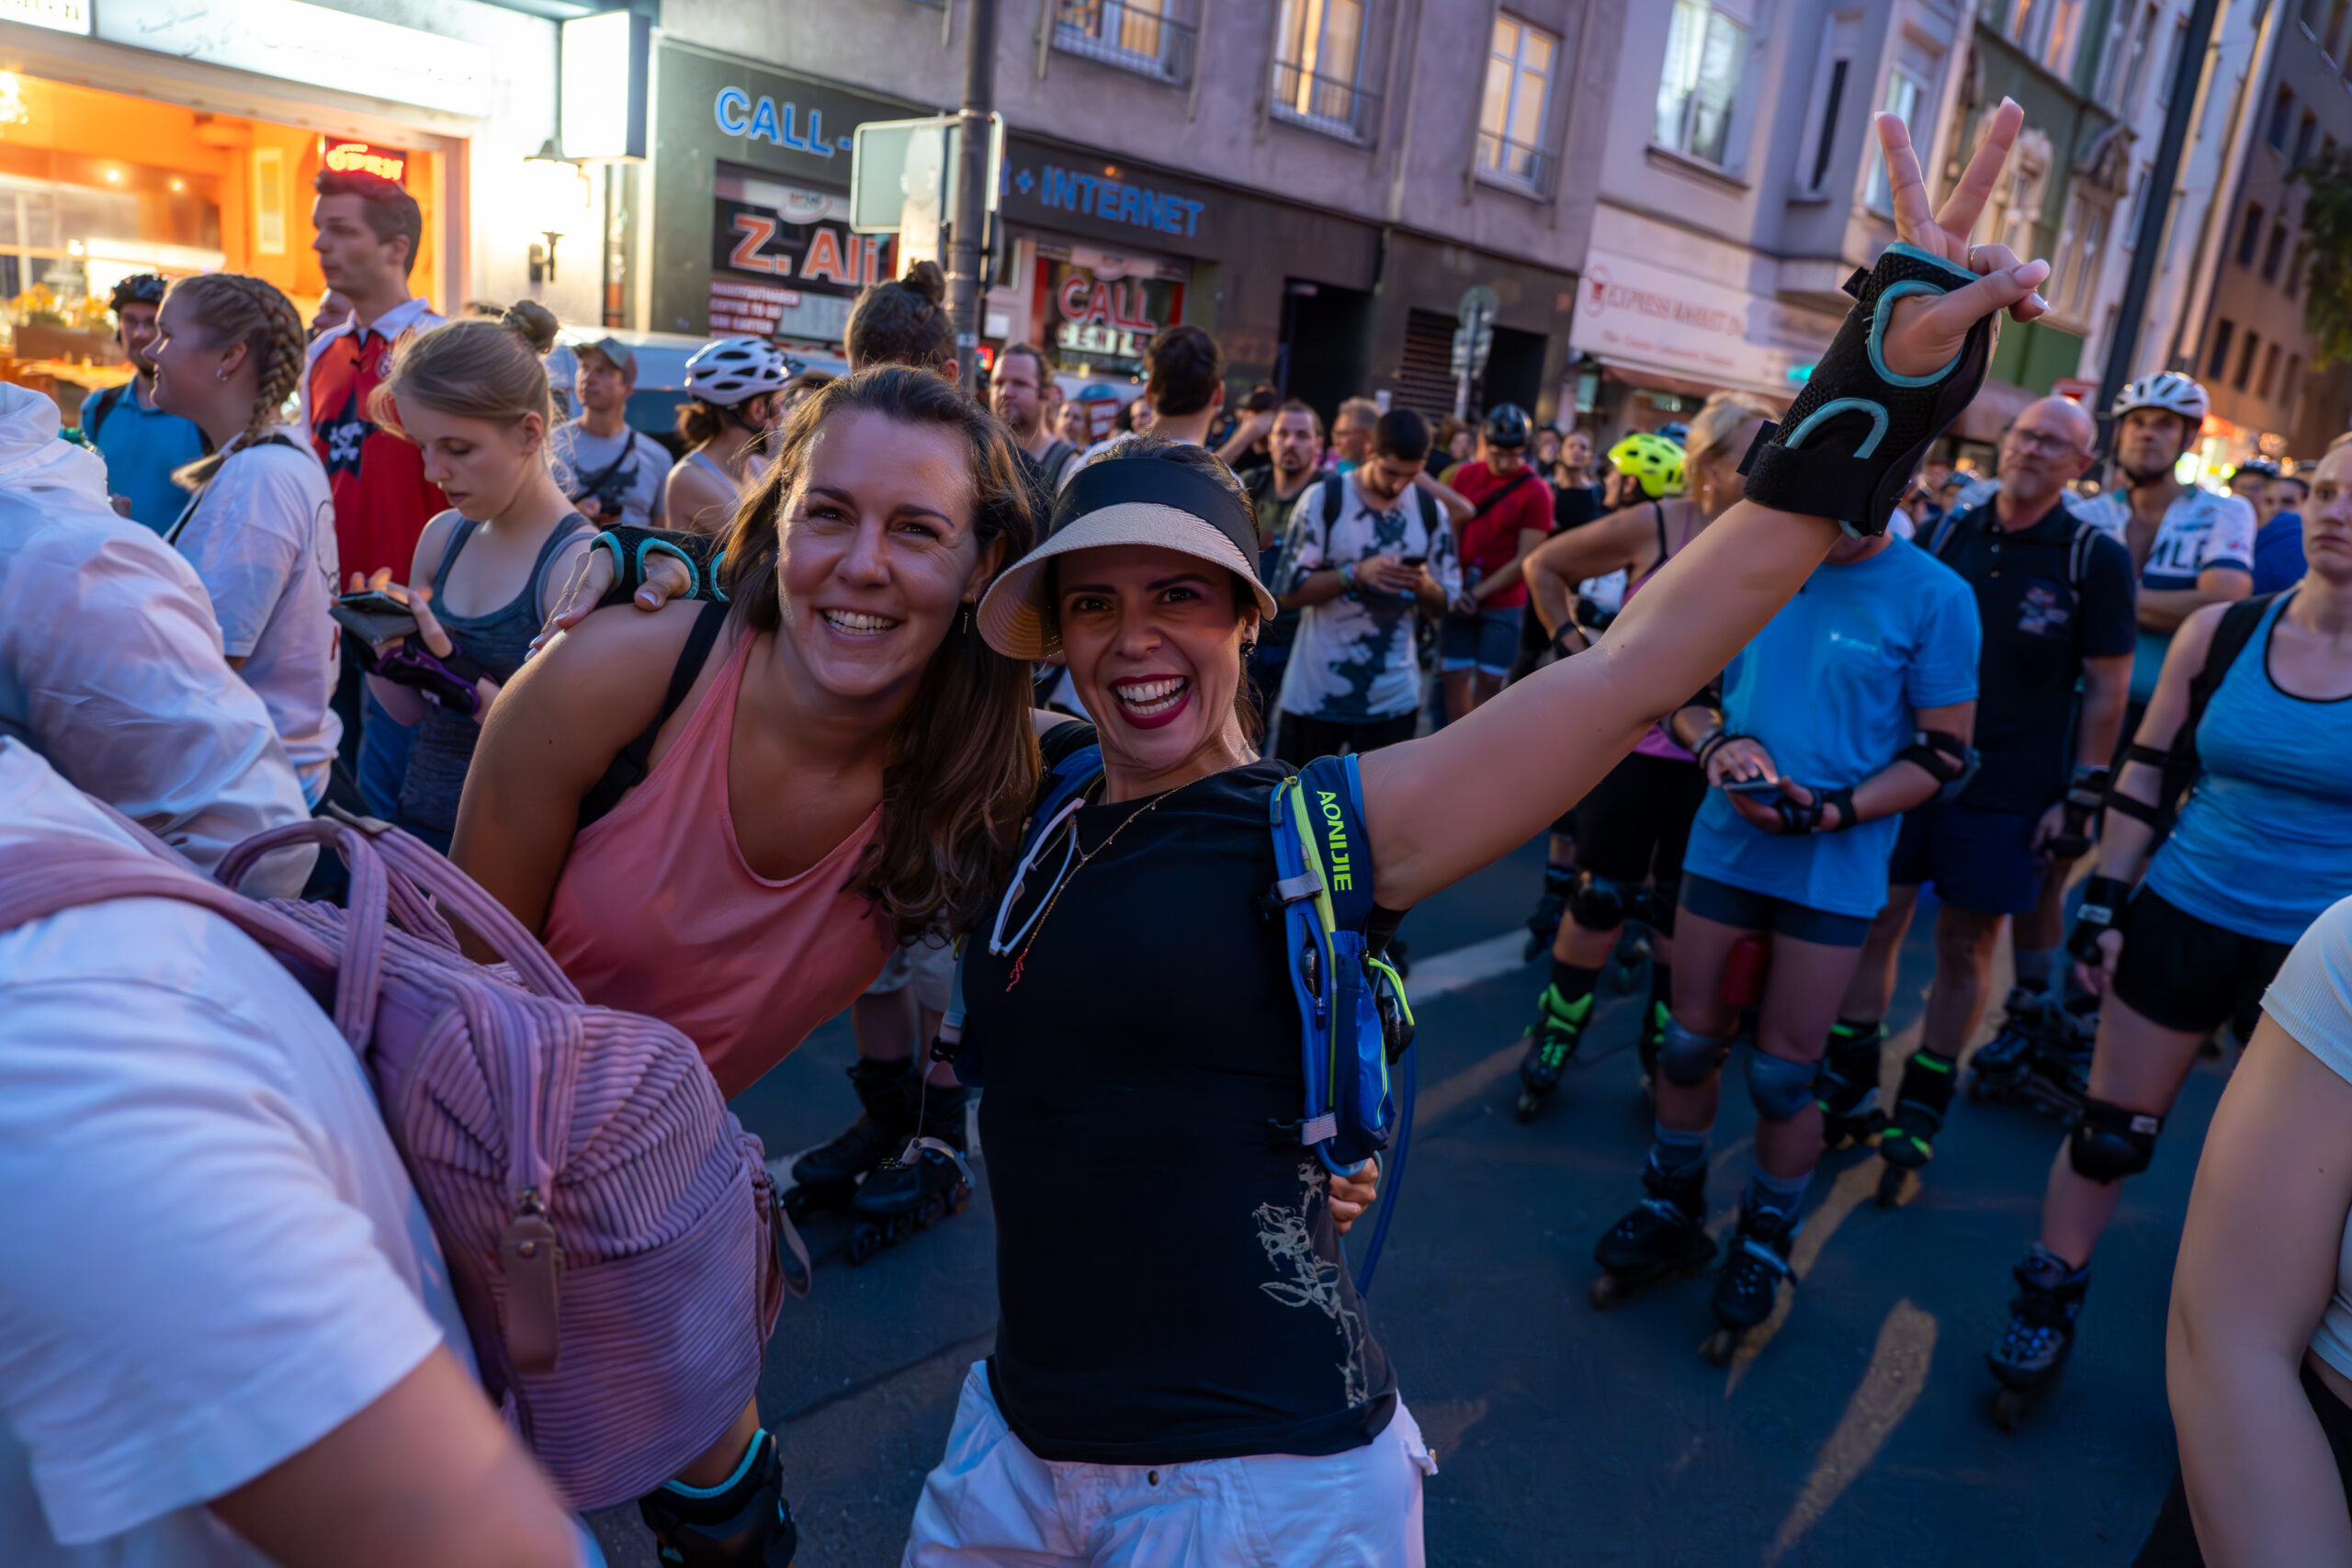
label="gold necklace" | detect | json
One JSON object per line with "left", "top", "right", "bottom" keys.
{"left": 1004, "top": 783, "right": 1183, "bottom": 990}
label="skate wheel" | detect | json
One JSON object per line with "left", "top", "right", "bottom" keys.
{"left": 946, "top": 1179, "right": 973, "bottom": 1216}
{"left": 1876, "top": 1166, "right": 1916, "bottom": 1207}
{"left": 1589, "top": 1274, "right": 1626, "bottom": 1311}
{"left": 1699, "top": 1328, "right": 1739, "bottom": 1366}
{"left": 1991, "top": 1387, "right": 2028, "bottom": 1432}
{"left": 917, "top": 1190, "right": 947, "bottom": 1230}
{"left": 1515, "top": 1089, "right": 1543, "bottom": 1122}
{"left": 887, "top": 1213, "right": 914, "bottom": 1244}
{"left": 848, "top": 1223, "right": 885, "bottom": 1265}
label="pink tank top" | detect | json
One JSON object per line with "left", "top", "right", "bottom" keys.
{"left": 544, "top": 629, "right": 894, "bottom": 1099}
{"left": 1626, "top": 503, "right": 1697, "bottom": 763}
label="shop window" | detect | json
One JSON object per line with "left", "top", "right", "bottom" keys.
{"left": 2205, "top": 317, "right": 2234, "bottom": 378}
{"left": 1055, "top": 0, "right": 1197, "bottom": 85}
{"left": 1863, "top": 65, "right": 1928, "bottom": 213}
{"left": 2257, "top": 341, "right": 2281, "bottom": 400}
{"left": 1655, "top": 0, "right": 1747, "bottom": 169}
{"left": 1481, "top": 14, "right": 1559, "bottom": 191}
{"left": 2237, "top": 202, "right": 2266, "bottom": 265}
{"left": 1272, "top": 0, "right": 1375, "bottom": 141}
{"left": 2233, "top": 328, "right": 2261, "bottom": 391}
{"left": 2007, "top": 0, "right": 2086, "bottom": 75}
{"left": 1032, "top": 243, "right": 1189, "bottom": 378}
{"left": 2263, "top": 220, "right": 2290, "bottom": 282}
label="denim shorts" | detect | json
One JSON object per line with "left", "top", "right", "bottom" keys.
{"left": 1439, "top": 606, "right": 1523, "bottom": 675}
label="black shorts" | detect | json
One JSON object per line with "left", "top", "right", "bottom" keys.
{"left": 2111, "top": 887, "right": 2293, "bottom": 1041}
{"left": 1575, "top": 752, "right": 1707, "bottom": 888}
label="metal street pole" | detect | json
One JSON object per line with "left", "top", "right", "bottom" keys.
{"left": 2096, "top": 0, "right": 2223, "bottom": 439}
{"left": 948, "top": 0, "right": 998, "bottom": 389}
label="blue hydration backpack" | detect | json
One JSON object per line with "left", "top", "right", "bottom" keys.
{"left": 939, "top": 745, "right": 1418, "bottom": 1292}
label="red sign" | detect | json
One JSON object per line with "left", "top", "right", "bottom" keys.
{"left": 1055, "top": 273, "right": 1160, "bottom": 333}
{"left": 321, "top": 140, "right": 407, "bottom": 183}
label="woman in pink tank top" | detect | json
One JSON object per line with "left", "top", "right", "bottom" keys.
{"left": 448, "top": 368, "right": 1042, "bottom": 1559}
{"left": 1511, "top": 392, "right": 1776, "bottom": 1109}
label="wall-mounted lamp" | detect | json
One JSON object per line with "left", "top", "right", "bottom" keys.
{"left": 523, "top": 138, "right": 587, "bottom": 287}
{"left": 529, "top": 231, "right": 562, "bottom": 283}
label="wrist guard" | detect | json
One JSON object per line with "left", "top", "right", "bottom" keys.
{"left": 1738, "top": 243, "right": 1997, "bottom": 536}
{"left": 368, "top": 640, "right": 490, "bottom": 716}
{"left": 592, "top": 525, "right": 728, "bottom": 610}
{"left": 2048, "top": 767, "right": 2109, "bottom": 859}
{"left": 1895, "top": 728, "right": 1979, "bottom": 802}
{"left": 1771, "top": 785, "right": 1856, "bottom": 835}
{"left": 2067, "top": 874, "right": 2133, "bottom": 965}
{"left": 1574, "top": 593, "right": 1618, "bottom": 633}
{"left": 1693, "top": 728, "right": 1745, "bottom": 776}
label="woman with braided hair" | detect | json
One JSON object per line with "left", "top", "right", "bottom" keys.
{"left": 151, "top": 273, "right": 344, "bottom": 806}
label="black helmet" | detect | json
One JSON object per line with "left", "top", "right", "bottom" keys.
{"left": 1483, "top": 401, "right": 1532, "bottom": 449}
{"left": 108, "top": 274, "right": 166, "bottom": 313}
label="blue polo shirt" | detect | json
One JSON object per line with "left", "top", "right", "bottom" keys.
{"left": 1684, "top": 538, "right": 1981, "bottom": 919}
{"left": 79, "top": 380, "right": 207, "bottom": 536}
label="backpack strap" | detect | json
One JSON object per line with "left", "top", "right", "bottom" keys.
{"left": 88, "top": 382, "right": 127, "bottom": 438}
{"left": 1927, "top": 505, "right": 1969, "bottom": 560}
{"left": 1291, "top": 753, "right": 1375, "bottom": 935}
{"left": 2181, "top": 592, "right": 2278, "bottom": 767}
{"left": 1319, "top": 470, "right": 1346, "bottom": 531}
{"left": 577, "top": 601, "right": 729, "bottom": 831}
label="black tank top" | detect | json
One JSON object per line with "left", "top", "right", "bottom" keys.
{"left": 965, "top": 723, "right": 1397, "bottom": 1464}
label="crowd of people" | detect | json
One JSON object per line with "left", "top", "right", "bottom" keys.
{"left": 6, "top": 104, "right": 2352, "bottom": 1567}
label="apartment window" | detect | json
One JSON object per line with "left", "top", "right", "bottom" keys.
{"left": 2237, "top": 202, "right": 2266, "bottom": 265}
{"left": 2263, "top": 220, "right": 2290, "bottom": 281}
{"left": 2289, "top": 246, "right": 2306, "bottom": 297}
{"left": 1655, "top": 0, "right": 1748, "bottom": 168}
{"left": 1809, "top": 59, "right": 1849, "bottom": 190}
{"left": 1272, "top": 0, "right": 1373, "bottom": 137}
{"left": 2008, "top": 0, "right": 2086, "bottom": 75}
{"left": 2268, "top": 85, "right": 2296, "bottom": 150}
{"left": 2284, "top": 354, "right": 2305, "bottom": 421}
{"left": 2258, "top": 341, "right": 2282, "bottom": 400}
{"left": 1054, "top": 0, "right": 1196, "bottom": 85}
{"left": 2296, "top": 110, "right": 2321, "bottom": 166}
{"left": 2098, "top": 2, "right": 2160, "bottom": 113}
{"left": 1864, "top": 67, "right": 1928, "bottom": 212}
{"left": 2207, "top": 317, "right": 2235, "bottom": 378}
{"left": 2234, "top": 329, "right": 2261, "bottom": 391}
{"left": 2054, "top": 197, "right": 2110, "bottom": 318}
{"left": 2305, "top": 0, "right": 2330, "bottom": 36}
{"left": 2329, "top": 0, "right": 2352, "bottom": 56}
{"left": 1481, "top": 15, "right": 1559, "bottom": 188}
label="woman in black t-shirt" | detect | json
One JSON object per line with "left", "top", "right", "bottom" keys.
{"left": 904, "top": 109, "right": 2054, "bottom": 1551}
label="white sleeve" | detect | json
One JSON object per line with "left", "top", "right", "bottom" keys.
{"left": 0, "top": 524, "right": 312, "bottom": 892}
{"left": 2205, "top": 495, "right": 2257, "bottom": 573}
{"left": 0, "top": 924, "right": 442, "bottom": 1544}
{"left": 173, "top": 463, "right": 304, "bottom": 658}
{"left": 2265, "top": 897, "right": 2352, "bottom": 1086}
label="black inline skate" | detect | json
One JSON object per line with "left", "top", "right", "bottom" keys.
{"left": 1966, "top": 987, "right": 2049, "bottom": 1103}
{"left": 1591, "top": 1148, "right": 1715, "bottom": 1308}
{"left": 1701, "top": 1199, "right": 1801, "bottom": 1364}
{"left": 1815, "top": 1021, "right": 1886, "bottom": 1149}
{"left": 2009, "top": 998, "right": 2098, "bottom": 1121}
{"left": 1875, "top": 1049, "right": 1957, "bottom": 1205}
{"left": 1987, "top": 1243, "right": 2089, "bottom": 1429}
{"left": 847, "top": 1081, "right": 974, "bottom": 1264}
{"left": 1515, "top": 983, "right": 1592, "bottom": 1121}
{"left": 786, "top": 1057, "right": 915, "bottom": 1223}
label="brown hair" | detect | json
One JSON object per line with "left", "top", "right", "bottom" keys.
{"left": 1276, "top": 397, "right": 1324, "bottom": 439}
{"left": 1143, "top": 323, "right": 1221, "bottom": 417}
{"left": 844, "top": 259, "right": 955, "bottom": 374}
{"left": 312, "top": 169, "right": 424, "bottom": 276}
{"left": 720, "top": 367, "right": 1041, "bottom": 939}
{"left": 1051, "top": 434, "right": 1265, "bottom": 745}
{"left": 368, "top": 315, "right": 555, "bottom": 438}
{"left": 996, "top": 341, "right": 1050, "bottom": 383}
{"left": 164, "top": 273, "right": 306, "bottom": 490}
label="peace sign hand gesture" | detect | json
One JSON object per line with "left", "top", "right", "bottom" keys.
{"left": 1875, "top": 98, "right": 2053, "bottom": 380}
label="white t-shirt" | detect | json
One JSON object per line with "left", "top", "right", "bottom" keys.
{"left": 2075, "top": 484, "right": 2257, "bottom": 698}
{"left": 0, "top": 386, "right": 311, "bottom": 896}
{"left": 0, "top": 739, "right": 469, "bottom": 1565}
{"left": 550, "top": 420, "right": 673, "bottom": 533}
{"left": 2259, "top": 896, "right": 2352, "bottom": 1385}
{"left": 1273, "top": 473, "right": 1463, "bottom": 722}
{"left": 169, "top": 434, "right": 343, "bottom": 806}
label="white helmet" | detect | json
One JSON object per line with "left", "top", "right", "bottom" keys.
{"left": 684, "top": 336, "right": 790, "bottom": 407}
{"left": 2110, "top": 371, "right": 2209, "bottom": 424}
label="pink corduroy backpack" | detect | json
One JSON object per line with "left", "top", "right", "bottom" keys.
{"left": 0, "top": 812, "right": 805, "bottom": 1510}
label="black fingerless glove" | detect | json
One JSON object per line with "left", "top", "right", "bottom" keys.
{"left": 1739, "top": 243, "right": 1998, "bottom": 536}
{"left": 591, "top": 526, "right": 729, "bottom": 610}
{"left": 1770, "top": 785, "right": 1857, "bottom": 835}
{"left": 2047, "top": 767, "right": 2109, "bottom": 860}
{"left": 367, "top": 640, "right": 491, "bottom": 716}
{"left": 2066, "top": 874, "right": 2133, "bottom": 966}
{"left": 1692, "top": 728, "right": 1745, "bottom": 776}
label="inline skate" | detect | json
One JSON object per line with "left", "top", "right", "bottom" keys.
{"left": 1987, "top": 1243, "right": 2089, "bottom": 1429}
{"left": 1591, "top": 1148, "right": 1715, "bottom": 1308}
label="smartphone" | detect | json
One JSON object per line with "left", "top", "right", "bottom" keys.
{"left": 1396, "top": 556, "right": 1427, "bottom": 569}
{"left": 332, "top": 591, "right": 417, "bottom": 646}
{"left": 1721, "top": 776, "right": 1782, "bottom": 795}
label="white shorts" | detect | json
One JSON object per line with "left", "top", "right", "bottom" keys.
{"left": 864, "top": 935, "right": 956, "bottom": 1013}
{"left": 901, "top": 1362, "right": 1434, "bottom": 1568}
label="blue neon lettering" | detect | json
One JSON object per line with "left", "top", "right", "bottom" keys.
{"left": 779, "top": 102, "right": 810, "bottom": 152}
{"left": 715, "top": 88, "right": 751, "bottom": 136}
{"left": 746, "top": 96, "right": 781, "bottom": 145}
{"left": 1034, "top": 164, "right": 1206, "bottom": 237}
{"left": 806, "top": 107, "right": 832, "bottom": 157}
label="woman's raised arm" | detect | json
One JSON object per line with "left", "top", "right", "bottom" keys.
{"left": 1521, "top": 504, "right": 1659, "bottom": 634}
{"left": 1363, "top": 101, "right": 2050, "bottom": 909}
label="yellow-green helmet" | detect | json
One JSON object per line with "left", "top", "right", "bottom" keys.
{"left": 1606, "top": 431, "right": 1686, "bottom": 498}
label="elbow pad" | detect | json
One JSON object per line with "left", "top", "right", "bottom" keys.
{"left": 1738, "top": 243, "right": 1998, "bottom": 536}
{"left": 1895, "top": 728, "right": 1979, "bottom": 802}
{"left": 592, "top": 526, "right": 729, "bottom": 610}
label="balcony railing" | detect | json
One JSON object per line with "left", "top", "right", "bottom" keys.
{"left": 1476, "top": 130, "right": 1554, "bottom": 197}
{"left": 1055, "top": 0, "right": 1195, "bottom": 85}
{"left": 1270, "top": 59, "right": 1380, "bottom": 142}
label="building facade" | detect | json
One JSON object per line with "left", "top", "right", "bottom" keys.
{"left": 0, "top": 0, "right": 598, "bottom": 419}
{"left": 644, "top": 0, "right": 1624, "bottom": 428}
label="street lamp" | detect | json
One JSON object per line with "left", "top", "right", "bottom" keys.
{"left": 524, "top": 137, "right": 588, "bottom": 285}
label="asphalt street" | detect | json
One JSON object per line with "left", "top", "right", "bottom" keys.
{"left": 590, "top": 837, "right": 2220, "bottom": 1566}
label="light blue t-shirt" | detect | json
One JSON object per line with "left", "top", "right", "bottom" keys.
{"left": 78, "top": 380, "right": 206, "bottom": 536}
{"left": 1684, "top": 539, "right": 1982, "bottom": 919}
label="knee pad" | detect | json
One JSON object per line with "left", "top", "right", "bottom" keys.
{"left": 1649, "top": 878, "right": 1679, "bottom": 936}
{"left": 1568, "top": 872, "right": 1639, "bottom": 932}
{"left": 1746, "top": 1048, "right": 1817, "bottom": 1121}
{"left": 2068, "top": 1098, "right": 2163, "bottom": 1184}
{"left": 639, "top": 1427, "right": 798, "bottom": 1568}
{"left": 1657, "top": 1017, "right": 1733, "bottom": 1088}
